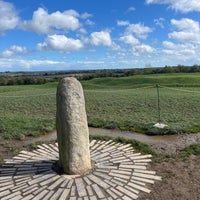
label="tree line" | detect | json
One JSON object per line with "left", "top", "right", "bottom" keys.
{"left": 1, "top": 65, "right": 200, "bottom": 86}
{"left": 78, "top": 65, "right": 200, "bottom": 80}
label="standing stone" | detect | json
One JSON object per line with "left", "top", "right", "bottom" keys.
{"left": 56, "top": 77, "right": 91, "bottom": 175}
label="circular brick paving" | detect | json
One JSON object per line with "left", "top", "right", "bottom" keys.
{"left": 0, "top": 140, "right": 161, "bottom": 200}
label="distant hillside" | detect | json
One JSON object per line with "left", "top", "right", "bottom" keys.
{"left": 81, "top": 73, "right": 200, "bottom": 89}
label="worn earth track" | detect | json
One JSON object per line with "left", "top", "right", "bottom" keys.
{"left": 19, "top": 128, "right": 200, "bottom": 154}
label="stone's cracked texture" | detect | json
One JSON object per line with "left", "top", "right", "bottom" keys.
{"left": 56, "top": 77, "right": 91, "bottom": 175}
{"left": 0, "top": 140, "right": 161, "bottom": 199}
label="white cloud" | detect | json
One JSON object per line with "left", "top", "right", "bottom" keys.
{"left": 146, "top": 0, "right": 200, "bottom": 13}
{"left": 90, "top": 31, "right": 112, "bottom": 46}
{"left": 127, "top": 7, "right": 135, "bottom": 12}
{"left": 85, "top": 19, "right": 95, "bottom": 26}
{"left": 22, "top": 8, "right": 80, "bottom": 34}
{"left": 37, "top": 34, "right": 84, "bottom": 52}
{"left": 117, "top": 20, "right": 130, "bottom": 26}
{"left": 154, "top": 18, "right": 165, "bottom": 28}
{"left": 17, "top": 59, "right": 65, "bottom": 69}
{"left": 76, "top": 60, "right": 104, "bottom": 65}
{"left": 63, "top": 9, "right": 80, "bottom": 17}
{"left": 1, "top": 50, "right": 13, "bottom": 58}
{"left": 110, "top": 42, "right": 121, "bottom": 51}
{"left": 0, "top": 0, "right": 19, "bottom": 34}
{"left": 0, "top": 58, "right": 66, "bottom": 70}
{"left": 171, "top": 18, "right": 200, "bottom": 32}
{"left": 119, "top": 34, "right": 140, "bottom": 45}
{"left": 119, "top": 34, "right": 155, "bottom": 55}
{"left": 169, "top": 18, "right": 200, "bottom": 43}
{"left": 81, "top": 12, "right": 93, "bottom": 19}
{"left": 169, "top": 32, "right": 200, "bottom": 43}
{"left": 162, "top": 41, "right": 175, "bottom": 49}
{"left": 126, "top": 23, "right": 153, "bottom": 39}
{"left": 132, "top": 44, "right": 155, "bottom": 55}
{"left": 118, "top": 21, "right": 152, "bottom": 39}
{"left": 162, "top": 41, "right": 198, "bottom": 57}
{"left": 10, "top": 45, "right": 27, "bottom": 53}
{"left": 79, "top": 28, "right": 87, "bottom": 34}
{"left": 0, "top": 57, "right": 126, "bottom": 71}
{"left": 162, "top": 18, "right": 200, "bottom": 62}
{"left": 1, "top": 45, "right": 27, "bottom": 58}
{"left": 117, "top": 20, "right": 154, "bottom": 55}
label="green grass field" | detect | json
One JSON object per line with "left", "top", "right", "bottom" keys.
{"left": 1, "top": 73, "right": 200, "bottom": 139}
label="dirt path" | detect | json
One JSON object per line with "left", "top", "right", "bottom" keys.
{"left": 20, "top": 128, "right": 200, "bottom": 154}
{"left": 89, "top": 128, "right": 200, "bottom": 154}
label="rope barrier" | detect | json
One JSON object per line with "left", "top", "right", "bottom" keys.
{"left": 0, "top": 84, "right": 200, "bottom": 98}
{"left": 85, "top": 85, "right": 154, "bottom": 93}
{"left": 1, "top": 83, "right": 200, "bottom": 132}
{"left": 161, "top": 86, "right": 200, "bottom": 94}
{"left": 0, "top": 92, "right": 56, "bottom": 98}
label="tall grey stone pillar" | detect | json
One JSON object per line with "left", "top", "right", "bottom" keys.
{"left": 56, "top": 77, "right": 91, "bottom": 175}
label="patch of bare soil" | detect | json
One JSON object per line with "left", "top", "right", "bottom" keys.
{"left": 0, "top": 138, "right": 19, "bottom": 162}
{"left": 138, "top": 155, "right": 200, "bottom": 200}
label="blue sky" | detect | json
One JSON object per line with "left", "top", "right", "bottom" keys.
{"left": 1, "top": 0, "right": 200, "bottom": 72}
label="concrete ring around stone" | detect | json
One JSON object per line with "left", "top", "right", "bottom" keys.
{"left": 0, "top": 140, "right": 161, "bottom": 200}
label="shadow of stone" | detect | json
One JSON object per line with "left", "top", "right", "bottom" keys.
{"left": 0, "top": 159, "right": 60, "bottom": 177}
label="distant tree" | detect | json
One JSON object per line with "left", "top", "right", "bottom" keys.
{"left": 190, "top": 64, "right": 200, "bottom": 73}
{"left": 0, "top": 78, "right": 7, "bottom": 86}
{"left": 123, "top": 69, "right": 139, "bottom": 76}
{"left": 79, "top": 74, "right": 94, "bottom": 80}
{"left": 16, "top": 77, "right": 24, "bottom": 85}
{"left": 7, "top": 78, "right": 16, "bottom": 85}
{"left": 143, "top": 68, "right": 153, "bottom": 74}
{"left": 161, "top": 66, "right": 174, "bottom": 73}
{"left": 175, "top": 65, "right": 189, "bottom": 73}
{"left": 151, "top": 68, "right": 162, "bottom": 74}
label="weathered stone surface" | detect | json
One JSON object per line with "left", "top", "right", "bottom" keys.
{"left": 56, "top": 77, "right": 91, "bottom": 175}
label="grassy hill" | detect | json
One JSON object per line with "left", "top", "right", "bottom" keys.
{"left": 82, "top": 73, "right": 200, "bottom": 89}
{"left": 1, "top": 73, "right": 200, "bottom": 139}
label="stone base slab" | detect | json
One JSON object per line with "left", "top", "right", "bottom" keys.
{"left": 0, "top": 140, "right": 161, "bottom": 199}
